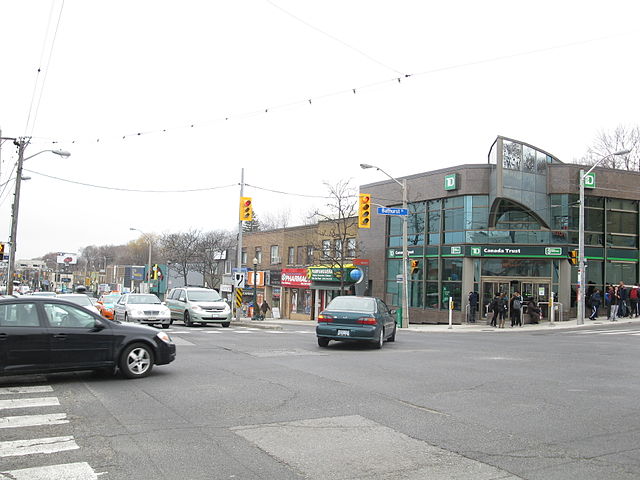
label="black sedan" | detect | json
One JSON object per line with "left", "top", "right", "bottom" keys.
{"left": 316, "top": 296, "right": 397, "bottom": 348}
{"left": 0, "top": 297, "right": 176, "bottom": 379}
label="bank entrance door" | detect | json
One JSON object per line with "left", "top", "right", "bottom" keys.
{"left": 481, "top": 278, "right": 551, "bottom": 322}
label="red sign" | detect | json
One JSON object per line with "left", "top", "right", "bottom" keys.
{"left": 281, "top": 268, "right": 311, "bottom": 287}
{"left": 353, "top": 258, "right": 369, "bottom": 266}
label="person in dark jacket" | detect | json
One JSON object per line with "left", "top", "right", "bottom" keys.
{"left": 489, "top": 294, "right": 501, "bottom": 327}
{"left": 468, "top": 291, "right": 479, "bottom": 323}
{"left": 527, "top": 299, "right": 541, "bottom": 324}
{"left": 510, "top": 291, "right": 523, "bottom": 327}
{"left": 259, "top": 300, "right": 271, "bottom": 321}
{"left": 589, "top": 289, "right": 601, "bottom": 320}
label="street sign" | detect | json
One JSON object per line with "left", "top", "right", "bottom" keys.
{"left": 544, "top": 247, "right": 563, "bottom": 256}
{"left": 584, "top": 172, "right": 596, "bottom": 188}
{"left": 396, "top": 274, "right": 403, "bottom": 283}
{"left": 233, "top": 272, "right": 246, "bottom": 288}
{"left": 377, "top": 207, "right": 408, "bottom": 216}
{"left": 232, "top": 267, "right": 249, "bottom": 273}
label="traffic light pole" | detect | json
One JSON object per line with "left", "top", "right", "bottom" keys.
{"left": 401, "top": 178, "right": 409, "bottom": 328}
{"left": 577, "top": 169, "right": 585, "bottom": 326}
{"left": 234, "top": 168, "right": 244, "bottom": 320}
{"left": 7, "top": 139, "right": 26, "bottom": 295}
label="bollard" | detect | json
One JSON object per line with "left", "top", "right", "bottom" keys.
{"left": 448, "top": 296, "right": 453, "bottom": 329}
{"left": 549, "top": 292, "right": 555, "bottom": 326}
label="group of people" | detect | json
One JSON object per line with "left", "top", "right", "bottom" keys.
{"left": 469, "top": 290, "right": 541, "bottom": 328}
{"left": 588, "top": 281, "right": 639, "bottom": 321}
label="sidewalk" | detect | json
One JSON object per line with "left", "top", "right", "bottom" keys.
{"left": 232, "top": 315, "right": 640, "bottom": 332}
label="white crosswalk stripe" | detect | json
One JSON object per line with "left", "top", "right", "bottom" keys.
{"left": 572, "top": 329, "right": 640, "bottom": 336}
{"left": 0, "top": 461, "right": 99, "bottom": 479}
{"left": 0, "top": 413, "right": 68, "bottom": 429}
{"left": 0, "top": 384, "right": 102, "bottom": 479}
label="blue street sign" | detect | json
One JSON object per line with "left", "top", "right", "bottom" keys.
{"left": 377, "top": 207, "right": 408, "bottom": 216}
{"left": 232, "top": 267, "right": 249, "bottom": 273}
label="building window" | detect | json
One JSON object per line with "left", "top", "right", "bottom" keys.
{"left": 322, "top": 240, "right": 331, "bottom": 258}
{"left": 241, "top": 249, "right": 247, "bottom": 265}
{"left": 346, "top": 238, "right": 356, "bottom": 258}
{"left": 335, "top": 239, "right": 343, "bottom": 259}
{"left": 288, "top": 247, "right": 295, "bottom": 265}
{"left": 270, "top": 245, "right": 280, "bottom": 264}
{"left": 255, "top": 247, "right": 262, "bottom": 265}
{"left": 297, "top": 246, "right": 305, "bottom": 265}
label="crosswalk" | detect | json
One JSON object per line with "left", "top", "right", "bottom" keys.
{"left": 566, "top": 328, "right": 640, "bottom": 337}
{"left": 0, "top": 384, "right": 101, "bottom": 479}
{"left": 168, "top": 327, "right": 314, "bottom": 335}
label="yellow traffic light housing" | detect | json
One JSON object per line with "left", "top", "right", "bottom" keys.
{"left": 0, "top": 243, "right": 4, "bottom": 255}
{"left": 569, "top": 249, "right": 578, "bottom": 265}
{"left": 358, "top": 194, "right": 371, "bottom": 228}
{"left": 410, "top": 259, "right": 419, "bottom": 275}
{"left": 240, "top": 197, "right": 253, "bottom": 221}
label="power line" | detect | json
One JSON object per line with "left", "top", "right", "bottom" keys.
{"left": 245, "top": 183, "right": 333, "bottom": 199}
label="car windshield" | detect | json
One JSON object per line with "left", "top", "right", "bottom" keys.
{"left": 326, "top": 297, "right": 375, "bottom": 312}
{"left": 188, "top": 290, "right": 221, "bottom": 302}
{"left": 128, "top": 294, "right": 161, "bottom": 304}
{"left": 32, "top": 292, "right": 56, "bottom": 297}
{"left": 58, "top": 295, "right": 92, "bottom": 306}
{"left": 101, "top": 295, "right": 121, "bottom": 303}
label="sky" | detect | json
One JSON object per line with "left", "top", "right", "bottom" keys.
{"left": 1, "top": 0, "right": 639, "bottom": 259}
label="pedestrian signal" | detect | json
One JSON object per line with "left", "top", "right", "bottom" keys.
{"left": 569, "top": 249, "right": 578, "bottom": 266}
{"left": 240, "top": 197, "right": 253, "bottom": 221}
{"left": 358, "top": 194, "right": 371, "bottom": 228}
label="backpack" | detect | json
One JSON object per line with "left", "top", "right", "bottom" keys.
{"left": 513, "top": 298, "right": 521, "bottom": 310}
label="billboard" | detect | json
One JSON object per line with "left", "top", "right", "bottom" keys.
{"left": 56, "top": 253, "right": 78, "bottom": 265}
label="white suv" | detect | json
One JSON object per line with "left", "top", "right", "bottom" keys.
{"left": 166, "top": 287, "right": 231, "bottom": 327}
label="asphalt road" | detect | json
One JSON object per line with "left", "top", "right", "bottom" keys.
{"left": 2, "top": 321, "right": 640, "bottom": 479}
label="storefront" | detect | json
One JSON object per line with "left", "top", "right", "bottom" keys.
{"left": 281, "top": 268, "right": 312, "bottom": 320}
{"left": 360, "top": 136, "right": 640, "bottom": 323}
{"left": 307, "top": 264, "right": 363, "bottom": 319}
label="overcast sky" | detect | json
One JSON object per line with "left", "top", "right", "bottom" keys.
{"left": 1, "top": 1, "right": 639, "bottom": 259}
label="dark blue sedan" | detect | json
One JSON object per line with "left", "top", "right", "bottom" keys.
{"left": 316, "top": 296, "right": 397, "bottom": 349}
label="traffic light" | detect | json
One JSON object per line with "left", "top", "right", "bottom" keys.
{"left": 240, "top": 197, "right": 253, "bottom": 221}
{"left": 151, "top": 264, "right": 159, "bottom": 280}
{"left": 410, "top": 259, "right": 419, "bottom": 275}
{"left": 358, "top": 194, "right": 371, "bottom": 228}
{"left": 569, "top": 249, "right": 578, "bottom": 265}
{"left": 0, "top": 243, "right": 4, "bottom": 255}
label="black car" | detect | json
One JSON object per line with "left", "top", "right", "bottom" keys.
{"left": 316, "top": 296, "right": 397, "bottom": 348}
{"left": 0, "top": 297, "right": 176, "bottom": 379}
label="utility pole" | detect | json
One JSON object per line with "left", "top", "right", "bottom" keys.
{"left": 7, "top": 138, "right": 27, "bottom": 295}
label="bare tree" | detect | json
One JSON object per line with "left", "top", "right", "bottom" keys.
{"left": 260, "top": 209, "right": 291, "bottom": 231}
{"left": 579, "top": 124, "right": 639, "bottom": 170}
{"left": 197, "top": 230, "right": 234, "bottom": 288}
{"left": 311, "top": 180, "right": 360, "bottom": 294}
{"left": 159, "top": 230, "right": 202, "bottom": 285}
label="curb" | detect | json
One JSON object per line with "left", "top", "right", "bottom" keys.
{"left": 232, "top": 320, "right": 283, "bottom": 330}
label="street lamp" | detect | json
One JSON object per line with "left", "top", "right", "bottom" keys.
{"left": 3, "top": 137, "right": 70, "bottom": 295}
{"left": 252, "top": 256, "right": 258, "bottom": 320}
{"left": 577, "top": 149, "right": 631, "bottom": 325}
{"left": 130, "top": 227, "right": 152, "bottom": 291}
{"left": 360, "top": 163, "right": 409, "bottom": 328}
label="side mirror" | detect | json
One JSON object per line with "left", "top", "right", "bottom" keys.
{"left": 92, "top": 319, "right": 106, "bottom": 331}
{"left": 161, "top": 301, "right": 166, "bottom": 305}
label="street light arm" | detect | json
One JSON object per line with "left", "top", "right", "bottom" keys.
{"left": 23, "top": 149, "right": 71, "bottom": 162}
{"left": 360, "top": 163, "right": 403, "bottom": 189}
{"left": 583, "top": 150, "right": 631, "bottom": 178}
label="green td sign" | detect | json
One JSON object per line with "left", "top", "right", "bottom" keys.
{"left": 584, "top": 172, "right": 596, "bottom": 189}
{"left": 444, "top": 174, "right": 458, "bottom": 191}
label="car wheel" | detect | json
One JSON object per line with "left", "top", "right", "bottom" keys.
{"left": 221, "top": 322, "right": 230, "bottom": 328}
{"left": 184, "top": 311, "right": 192, "bottom": 327}
{"left": 388, "top": 324, "right": 397, "bottom": 342}
{"left": 317, "top": 337, "right": 330, "bottom": 347}
{"left": 373, "top": 328, "right": 384, "bottom": 349}
{"left": 119, "top": 343, "right": 154, "bottom": 379}
{"left": 162, "top": 323, "right": 170, "bottom": 329}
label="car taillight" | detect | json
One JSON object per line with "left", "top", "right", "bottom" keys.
{"left": 357, "top": 317, "right": 377, "bottom": 325}
{"left": 318, "top": 313, "right": 333, "bottom": 322}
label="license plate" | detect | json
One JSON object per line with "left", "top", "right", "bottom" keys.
{"left": 337, "top": 329, "right": 350, "bottom": 336}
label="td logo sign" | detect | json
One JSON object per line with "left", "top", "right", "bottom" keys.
{"left": 444, "top": 174, "right": 458, "bottom": 191}
{"left": 584, "top": 172, "right": 596, "bottom": 189}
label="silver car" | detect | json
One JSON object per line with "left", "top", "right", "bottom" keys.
{"left": 166, "top": 287, "right": 231, "bottom": 327}
{"left": 57, "top": 294, "right": 101, "bottom": 316}
{"left": 114, "top": 293, "right": 171, "bottom": 329}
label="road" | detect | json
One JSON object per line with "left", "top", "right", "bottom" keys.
{"left": 2, "top": 321, "right": 640, "bottom": 479}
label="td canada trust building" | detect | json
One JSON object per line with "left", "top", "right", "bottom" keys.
{"left": 359, "top": 136, "right": 640, "bottom": 324}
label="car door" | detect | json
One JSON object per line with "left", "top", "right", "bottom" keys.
{"left": 114, "top": 294, "right": 127, "bottom": 321}
{"left": 376, "top": 299, "right": 395, "bottom": 337}
{"left": 43, "top": 302, "right": 114, "bottom": 370}
{"left": 166, "top": 289, "right": 181, "bottom": 320}
{"left": 0, "top": 301, "right": 49, "bottom": 374}
{"left": 170, "top": 289, "right": 186, "bottom": 319}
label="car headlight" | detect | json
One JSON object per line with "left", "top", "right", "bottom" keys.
{"left": 156, "top": 331, "right": 172, "bottom": 344}
{"left": 192, "top": 305, "right": 204, "bottom": 312}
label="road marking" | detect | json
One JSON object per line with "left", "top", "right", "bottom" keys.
{"left": 171, "top": 337, "right": 195, "bottom": 346}
{"left": 0, "top": 461, "right": 98, "bottom": 479}
{"left": 234, "top": 331, "right": 251, "bottom": 334}
{"left": 0, "top": 413, "right": 68, "bottom": 429}
{"left": 0, "top": 386, "right": 53, "bottom": 395}
{"left": 295, "top": 330, "right": 312, "bottom": 334}
{"left": 0, "top": 436, "right": 78, "bottom": 457}
{"left": 0, "top": 397, "right": 60, "bottom": 411}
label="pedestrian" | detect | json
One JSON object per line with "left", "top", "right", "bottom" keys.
{"left": 259, "top": 300, "right": 271, "bottom": 321}
{"left": 498, "top": 292, "right": 508, "bottom": 328}
{"left": 605, "top": 285, "right": 613, "bottom": 320}
{"left": 510, "top": 291, "right": 523, "bottom": 327}
{"left": 631, "top": 285, "right": 639, "bottom": 318}
{"left": 527, "top": 298, "right": 541, "bottom": 324}
{"left": 489, "top": 294, "right": 501, "bottom": 327}
{"left": 588, "top": 289, "right": 601, "bottom": 320}
{"left": 618, "top": 281, "right": 629, "bottom": 317}
{"left": 610, "top": 285, "right": 620, "bottom": 322}
{"left": 468, "top": 291, "right": 478, "bottom": 323}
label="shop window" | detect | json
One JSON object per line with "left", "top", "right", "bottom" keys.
{"left": 425, "top": 282, "right": 439, "bottom": 309}
{"left": 442, "top": 258, "right": 462, "bottom": 281}
{"left": 385, "top": 281, "right": 400, "bottom": 306}
{"left": 441, "top": 282, "right": 462, "bottom": 311}
{"left": 605, "top": 262, "right": 637, "bottom": 286}
{"left": 409, "top": 281, "right": 423, "bottom": 308}
{"left": 426, "top": 258, "right": 439, "bottom": 280}
{"left": 386, "top": 259, "right": 402, "bottom": 281}
{"left": 607, "top": 211, "right": 638, "bottom": 235}
{"left": 481, "top": 259, "right": 551, "bottom": 277}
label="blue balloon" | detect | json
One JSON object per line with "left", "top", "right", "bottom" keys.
{"left": 350, "top": 269, "right": 362, "bottom": 281}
